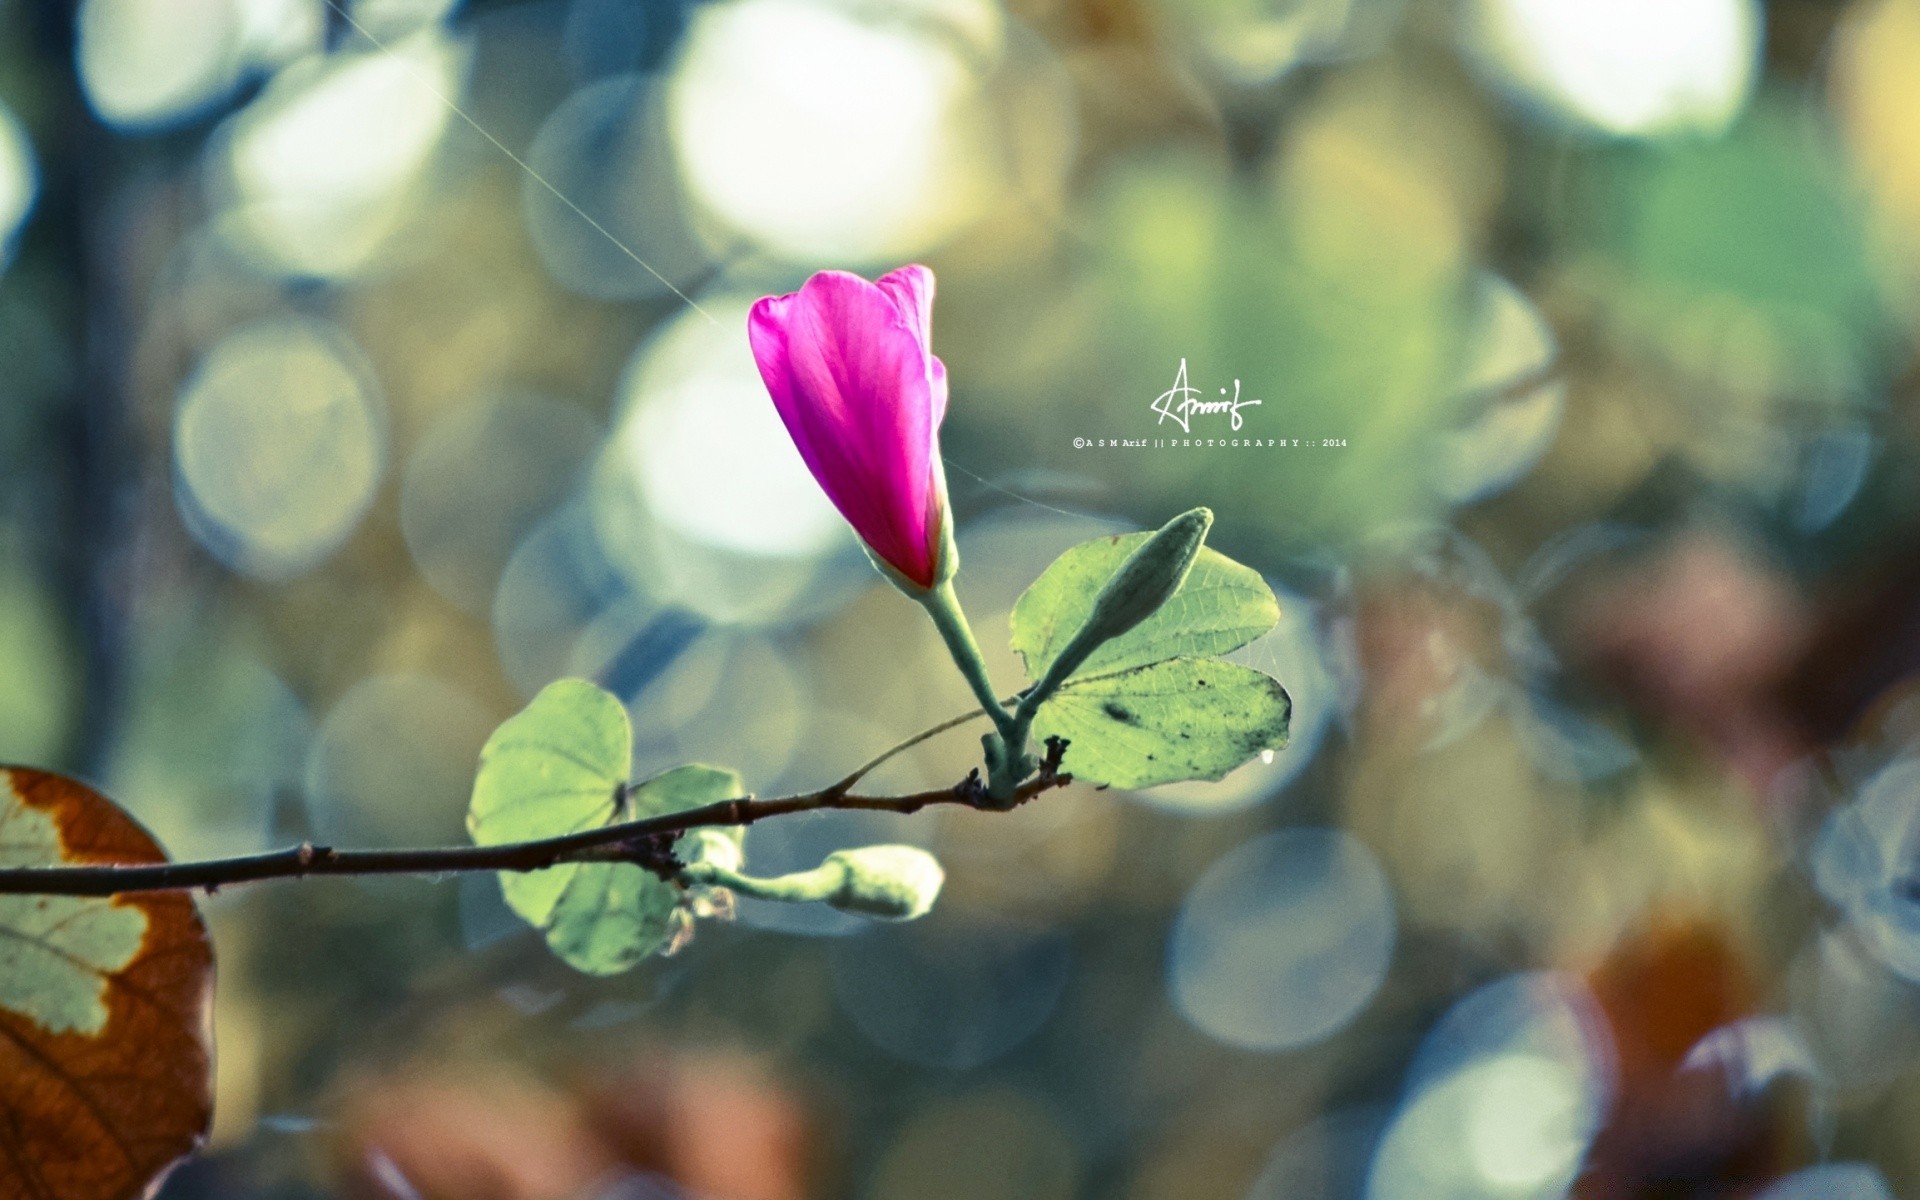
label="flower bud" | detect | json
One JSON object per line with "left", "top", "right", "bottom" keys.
{"left": 749, "top": 265, "right": 953, "bottom": 594}
{"left": 820, "top": 845, "right": 946, "bottom": 921}
{"left": 1031, "top": 507, "right": 1214, "bottom": 697}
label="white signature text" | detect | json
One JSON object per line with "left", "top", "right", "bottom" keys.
{"left": 1151, "top": 359, "right": 1263, "bottom": 433}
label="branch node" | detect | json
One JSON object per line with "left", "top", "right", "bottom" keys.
{"left": 1040, "top": 734, "right": 1070, "bottom": 779}
{"left": 956, "top": 767, "right": 988, "bottom": 809}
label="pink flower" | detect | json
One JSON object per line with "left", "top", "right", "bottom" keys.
{"left": 748, "top": 265, "right": 952, "bottom": 590}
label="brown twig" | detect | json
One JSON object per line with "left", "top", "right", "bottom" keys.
{"left": 0, "top": 746, "right": 1074, "bottom": 898}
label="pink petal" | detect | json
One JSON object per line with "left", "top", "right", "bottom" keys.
{"left": 747, "top": 268, "right": 948, "bottom": 587}
{"left": 875, "top": 264, "right": 935, "bottom": 348}
{"left": 929, "top": 355, "right": 949, "bottom": 427}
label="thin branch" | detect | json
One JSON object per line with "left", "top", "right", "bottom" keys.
{"left": 0, "top": 752, "right": 1073, "bottom": 898}
{"left": 821, "top": 702, "right": 1012, "bottom": 798}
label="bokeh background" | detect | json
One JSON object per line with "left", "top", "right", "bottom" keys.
{"left": 6, "top": 0, "right": 1920, "bottom": 1196}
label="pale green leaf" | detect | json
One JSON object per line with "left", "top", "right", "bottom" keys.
{"left": 466, "top": 682, "right": 744, "bottom": 973}
{"left": 1012, "top": 534, "right": 1279, "bottom": 682}
{"left": 534, "top": 763, "right": 742, "bottom": 974}
{"left": 468, "top": 678, "right": 632, "bottom": 927}
{"left": 628, "top": 763, "right": 743, "bottom": 829}
{"left": 1031, "top": 658, "right": 1290, "bottom": 789}
{"left": 545, "top": 863, "right": 681, "bottom": 975}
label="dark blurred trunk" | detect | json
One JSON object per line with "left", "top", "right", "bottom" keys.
{"left": 31, "top": 1, "right": 133, "bottom": 777}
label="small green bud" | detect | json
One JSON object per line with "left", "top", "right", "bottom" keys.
{"left": 820, "top": 845, "right": 946, "bottom": 921}
{"left": 1085, "top": 507, "right": 1212, "bottom": 636}
{"left": 1027, "top": 508, "right": 1214, "bottom": 703}
{"left": 679, "top": 844, "right": 947, "bottom": 922}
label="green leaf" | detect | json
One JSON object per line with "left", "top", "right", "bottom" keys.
{"left": 1030, "top": 658, "right": 1290, "bottom": 789}
{"left": 467, "top": 679, "right": 743, "bottom": 974}
{"left": 545, "top": 862, "right": 680, "bottom": 975}
{"left": 541, "top": 764, "right": 742, "bottom": 975}
{"left": 1012, "top": 533, "right": 1278, "bottom": 682}
{"left": 469, "top": 678, "right": 633, "bottom": 928}
{"left": 629, "top": 763, "right": 743, "bottom": 825}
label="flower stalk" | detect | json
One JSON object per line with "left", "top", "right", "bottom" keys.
{"left": 918, "top": 580, "right": 1031, "bottom": 801}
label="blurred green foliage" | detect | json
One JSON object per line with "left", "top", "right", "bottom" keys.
{"left": 1, "top": 0, "right": 1919, "bottom": 1196}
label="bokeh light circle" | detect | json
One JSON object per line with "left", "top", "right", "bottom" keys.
{"left": 1369, "top": 972, "right": 1613, "bottom": 1200}
{"left": 666, "top": 0, "right": 992, "bottom": 261}
{"left": 0, "top": 104, "right": 36, "bottom": 265}
{"left": 591, "top": 297, "right": 856, "bottom": 624}
{"left": 1372, "top": 1053, "right": 1592, "bottom": 1200}
{"left": 216, "top": 31, "right": 463, "bottom": 278}
{"left": 607, "top": 298, "right": 841, "bottom": 557}
{"left": 1403, "top": 971, "right": 1611, "bottom": 1095}
{"left": 1431, "top": 273, "right": 1565, "bottom": 507}
{"left": 174, "top": 317, "right": 386, "bottom": 580}
{"left": 491, "top": 501, "right": 638, "bottom": 697}
{"left": 1465, "top": 0, "right": 1759, "bottom": 137}
{"left": 628, "top": 633, "right": 808, "bottom": 789}
{"left": 1168, "top": 828, "right": 1395, "bottom": 1051}
{"left": 78, "top": 0, "right": 243, "bottom": 128}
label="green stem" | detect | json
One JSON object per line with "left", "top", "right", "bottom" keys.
{"left": 918, "top": 580, "right": 1032, "bottom": 801}
{"left": 681, "top": 860, "right": 844, "bottom": 905}
{"left": 919, "top": 581, "right": 1016, "bottom": 741}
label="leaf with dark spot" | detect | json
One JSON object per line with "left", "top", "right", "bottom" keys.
{"left": 1029, "top": 659, "right": 1290, "bottom": 789}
